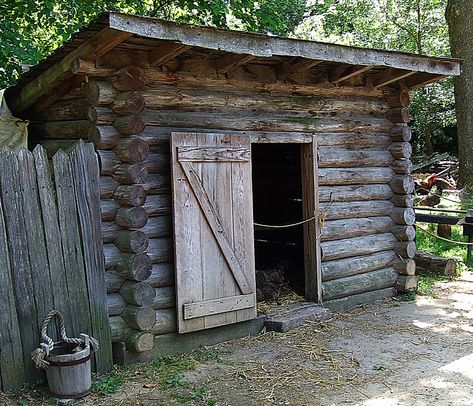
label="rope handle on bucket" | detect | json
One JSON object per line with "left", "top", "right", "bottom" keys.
{"left": 31, "top": 310, "right": 99, "bottom": 369}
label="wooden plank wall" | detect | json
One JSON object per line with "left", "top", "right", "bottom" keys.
{"left": 28, "top": 61, "right": 415, "bottom": 353}
{"left": 0, "top": 143, "right": 112, "bottom": 391}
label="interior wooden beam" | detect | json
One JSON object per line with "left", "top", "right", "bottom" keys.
{"left": 406, "top": 73, "right": 447, "bottom": 89}
{"left": 215, "top": 54, "right": 255, "bottom": 74}
{"left": 149, "top": 42, "right": 191, "bottom": 67}
{"left": 373, "top": 69, "right": 417, "bottom": 88}
{"left": 276, "top": 59, "right": 322, "bottom": 80}
{"left": 329, "top": 65, "right": 373, "bottom": 84}
{"left": 8, "top": 28, "right": 132, "bottom": 113}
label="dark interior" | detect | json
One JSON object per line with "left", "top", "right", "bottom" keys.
{"left": 252, "top": 144, "right": 305, "bottom": 299}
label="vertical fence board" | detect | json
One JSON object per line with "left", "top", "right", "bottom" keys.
{"left": 71, "top": 140, "right": 112, "bottom": 372}
{"left": 0, "top": 149, "right": 41, "bottom": 382}
{"left": 52, "top": 149, "right": 92, "bottom": 342}
{"left": 0, "top": 197, "right": 25, "bottom": 390}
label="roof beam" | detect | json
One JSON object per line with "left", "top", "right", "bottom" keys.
{"left": 406, "top": 73, "right": 447, "bottom": 89}
{"left": 373, "top": 69, "right": 417, "bottom": 88}
{"left": 8, "top": 27, "right": 132, "bottom": 113}
{"left": 276, "top": 59, "right": 322, "bottom": 80}
{"left": 149, "top": 42, "right": 191, "bottom": 66}
{"left": 108, "top": 13, "right": 460, "bottom": 77}
{"left": 329, "top": 65, "right": 373, "bottom": 84}
{"left": 216, "top": 54, "right": 255, "bottom": 74}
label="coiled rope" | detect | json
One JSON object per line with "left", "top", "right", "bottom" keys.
{"left": 31, "top": 310, "right": 99, "bottom": 369}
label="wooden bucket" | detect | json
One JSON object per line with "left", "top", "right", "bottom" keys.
{"left": 45, "top": 337, "right": 92, "bottom": 399}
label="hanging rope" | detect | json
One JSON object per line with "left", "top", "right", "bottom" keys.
{"left": 31, "top": 310, "right": 99, "bottom": 369}
{"left": 416, "top": 224, "right": 473, "bottom": 246}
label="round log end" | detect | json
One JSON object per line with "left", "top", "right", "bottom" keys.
{"left": 113, "top": 185, "right": 147, "bottom": 207}
{"left": 115, "top": 206, "right": 149, "bottom": 229}
{"left": 122, "top": 305, "right": 156, "bottom": 331}
{"left": 116, "top": 252, "right": 153, "bottom": 281}
{"left": 125, "top": 331, "right": 155, "bottom": 352}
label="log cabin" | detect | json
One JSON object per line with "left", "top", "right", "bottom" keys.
{"left": 5, "top": 12, "right": 461, "bottom": 362}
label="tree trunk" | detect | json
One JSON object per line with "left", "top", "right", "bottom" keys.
{"left": 446, "top": 0, "right": 473, "bottom": 190}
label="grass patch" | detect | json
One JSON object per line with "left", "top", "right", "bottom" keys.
{"left": 91, "top": 366, "right": 129, "bottom": 395}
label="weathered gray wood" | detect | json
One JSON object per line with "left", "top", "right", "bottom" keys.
{"left": 112, "top": 91, "right": 145, "bottom": 115}
{"left": 113, "top": 114, "right": 145, "bottom": 136}
{"left": 395, "top": 241, "right": 417, "bottom": 259}
{"left": 393, "top": 259, "right": 416, "bottom": 276}
{"left": 29, "top": 120, "right": 98, "bottom": 140}
{"left": 113, "top": 230, "right": 149, "bottom": 253}
{"left": 0, "top": 181, "right": 25, "bottom": 390}
{"left": 103, "top": 244, "right": 153, "bottom": 280}
{"left": 184, "top": 294, "right": 255, "bottom": 320}
{"left": 113, "top": 185, "right": 147, "bottom": 206}
{"left": 115, "top": 206, "right": 148, "bottom": 228}
{"left": 111, "top": 66, "right": 147, "bottom": 91}
{"left": 396, "top": 275, "right": 418, "bottom": 292}
{"left": 100, "top": 176, "right": 119, "bottom": 199}
{"left": 122, "top": 305, "right": 156, "bottom": 331}
{"left": 108, "top": 293, "right": 126, "bottom": 316}
{"left": 321, "top": 250, "right": 398, "bottom": 281}
{"left": 94, "top": 126, "right": 120, "bottom": 149}
{"left": 70, "top": 141, "right": 113, "bottom": 372}
{"left": 391, "top": 193, "right": 414, "bottom": 207}
{"left": 84, "top": 80, "right": 118, "bottom": 106}
{"left": 101, "top": 199, "right": 119, "bottom": 220}
{"left": 152, "top": 286, "right": 175, "bottom": 309}
{"left": 323, "top": 287, "right": 396, "bottom": 312}
{"left": 391, "top": 159, "right": 413, "bottom": 174}
{"left": 389, "top": 142, "right": 412, "bottom": 159}
{"left": 30, "top": 98, "right": 91, "bottom": 121}
{"left": 391, "top": 208, "right": 416, "bottom": 225}
{"left": 415, "top": 251, "right": 456, "bottom": 275}
{"left": 151, "top": 308, "right": 177, "bottom": 335}
{"left": 147, "top": 237, "right": 173, "bottom": 263}
{"left": 319, "top": 184, "right": 393, "bottom": 203}
{"left": 319, "top": 167, "right": 394, "bottom": 185}
{"left": 321, "top": 233, "right": 399, "bottom": 261}
{"left": 120, "top": 281, "right": 155, "bottom": 306}
{"left": 389, "top": 175, "right": 415, "bottom": 194}
{"left": 109, "top": 316, "right": 155, "bottom": 352}
{"left": 320, "top": 201, "right": 394, "bottom": 221}
{"left": 390, "top": 125, "right": 412, "bottom": 142}
{"left": 321, "top": 217, "right": 395, "bottom": 241}
{"left": 0, "top": 150, "right": 41, "bottom": 382}
{"left": 265, "top": 304, "right": 331, "bottom": 333}
{"left": 141, "top": 216, "right": 172, "bottom": 238}
{"left": 322, "top": 267, "right": 397, "bottom": 300}
{"left": 318, "top": 148, "right": 393, "bottom": 168}
{"left": 114, "top": 138, "right": 149, "bottom": 163}
{"left": 317, "top": 133, "right": 392, "bottom": 148}
{"left": 143, "top": 194, "right": 172, "bottom": 216}
{"left": 148, "top": 264, "right": 175, "bottom": 288}
{"left": 113, "top": 163, "right": 148, "bottom": 184}
{"left": 106, "top": 271, "right": 124, "bottom": 293}
{"left": 392, "top": 225, "right": 416, "bottom": 241}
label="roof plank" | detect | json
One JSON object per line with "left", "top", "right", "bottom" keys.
{"left": 108, "top": 13, "right": 460, "bottom": 77}
{"left": 329, "top": 65, "right": 374, "bottom": 84}
{"left": 149, "top": 42, "right": 191, "bottom": 66}
{"left": 373, "top": 69, "right": 417, "bottom": 88}
{"left": 216, "top": 54, "right": 255, "bottom": 74}
{"left": 276, "top": 59, "right": 322, "bottom": 80}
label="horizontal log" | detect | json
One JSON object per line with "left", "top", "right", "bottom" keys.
{"left": 100, "top": 176, "right": 119, "bottom": 199}
{"left": 152, "top": 286, "right": 175, "bottom": 309}
{"left": 391, "top": 159, "right": 412, "bottom": 174}
{"left": 114, "top": 230, "right": 149, "bottom": 253}
{"left": 101, "top": 200, "right": 118, "bottom": 221}
{"left": 115, "top": 206, "right": 148, "bottom": 228}
{"left": 318, "top": 148, "right": 393, "bottom": 168}
{"left": 112, "top": 91, "right": 145, "bottom": 115}
{"left": 389, "top": 175, "right": 415, "bottom": 194}
{"left": 29, "top": 120, "right": 98, "bottom": 140}
{"left": 321, "top": 233, "right": 398, "bottom": 261}
{"left": 320, "top": 201, "right": 394, "bottom": 221}
{"left": 99, "top": 150, "right": 121, "bottom": 175}
{"left": 113, "top": 185, "right": 147, "bottom": 206}
{"left": 391, "top": 193, "right": 414, "bottom": 208}
{"left": 414, "top": 213, "right": 461, "bottom": 225}
{"left": 102, "top": 221, "right": 122, "bottom": 243}
{"left": 109, "top": 316, "right": 129, "bottom": 341}
{"left": 151, "top": 308, "right": 177, "bottom": 335}
{"left": 30, "top": 98, "right": 91, "bottom": 121}
{"left": 84, "top": 80, "right": 118, "bottom": 106}
{"left": 390, "top": 125, "right": 412, "bottom": 142}
{"left": 143, "top": 194, "right": 172, "bottom": 216}
{"left": 322, "top": 267, "right": 397, "bottom": 300}
{"left": 147, "top": 263, "right": 174, "bottom": 288}
{"left": 104, "top": 244, "right": 153, "bottom": 280}
{"left": 317, "top": 133, "right": 392, "bottom": 148}
{"left": 142, "top": 216, "right": 172, "bottom": 238}
{"left": 142, "top": 152, "right": 171, "bottom": 173}
{"left": 94, "top": 126, "right": 120, "bottom": 149}
{"left": 109, "top": 316, "right": 155, "bottom": 351}
{"left": 142, "top": 173, "right": 172, "bottom": 194}
{"left": 396, "top": 275, "right": 418, "bottom": 292}
{"left": 114, "top": 138, "right": 149, "bottom": 163}
{"left": 122, "top": 305, "right": 156, "bottom": 331}
{"left": 113, "top": 163, "right": 148, "bottom": 184}
{"left": 415, "top": 251, "right": 456, "bottom": 276}
{"left": 148, "top": 238, "right": 173, "bottom": 263}
{"left": 318, "top": 167, "right": 394, "bottom": 186}
{"left": 106, "top": 271, "right": 124, "bottom": 293}
{"left": 120, "top": 281, "right": 155, "bottom": 306}
{"left": 113, "top": 114, "right": 146, "bottom": 136}
{"left": 321, "top": 216, "right": 395, "bottom": 241}
{"left": 392, "top": 225, "right": 416, "bottom": 241}
{"left": 393, "top": 259, "right": 416, "bottom": 276}
{"left": 319, "top": 184, "right": 393, "bottom": 203}
{"left": 321, "top": 250, "right": 398, "bottom": 281}
{"left": 386, "top": 108, "right": 410, "bottom": 124}
{"left": 395, "top": 241, "right": 417, "bottom": 259}
{"left": 386, "top": 90, "right": 412, "bottom": 108}
{"left": 140, "top": 109, "right": 394, "bottom": 134}
{"left": 111, "top": 66, "right": 147, "bottom": 91}
{"left": 389, "top": 142, "right": 412, "bottom": 159}
{"left": 142, "top": 88, "right": 389, "bottom": 114}
{"left": 390, "top": 208, "right": 416, "bottom": 225}
{"left": 108, "top": 293, "right": 126, "bottom": 316}
{"left": 323, "top": 287, "right": 396, "bottom": 312}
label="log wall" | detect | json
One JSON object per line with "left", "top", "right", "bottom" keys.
{"left": 29, "top": 60, "right": 416, "bottom": 353}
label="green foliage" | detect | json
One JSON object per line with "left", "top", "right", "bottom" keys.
{"left": 91, "top": 366, "right": 129, "bottom": 395}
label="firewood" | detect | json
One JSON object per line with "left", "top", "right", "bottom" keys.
{"left": 415, "top": 251, "right": 456, "bottom": 276}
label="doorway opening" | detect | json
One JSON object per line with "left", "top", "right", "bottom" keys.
{"left": 252, "top": 143, "right": 306, "bottom": 303}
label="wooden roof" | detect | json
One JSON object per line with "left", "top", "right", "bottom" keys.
{"left": 6, "top": 12, "right": 461, "bottom": 115}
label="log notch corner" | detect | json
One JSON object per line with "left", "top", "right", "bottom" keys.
{"left": 387, "top": 89, "right": 418, "bottom": 293}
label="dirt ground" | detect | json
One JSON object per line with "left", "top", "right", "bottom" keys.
{"left": 3, "top": 271, "right": 472, "bottom": 406}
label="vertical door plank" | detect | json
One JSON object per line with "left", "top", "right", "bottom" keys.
{"left": 0, "top": 149, "right": 40, "bottom": 382}
{"left": 301, "top": 137, "right": 322, "bottom": 302}
{"left": 71, "top": 141, "right": 112, "bottom": 372}
{"left": 230, "top": 134, "right": 257, "bottom": 322}
{"left": 53, "top": 149, "right": 91, "bottom": 340}
{"left": 172, "top": 133, "right": 205, "bottom": 333}
{"left": 0, "top": 190, "right": 25, "bottom": 390}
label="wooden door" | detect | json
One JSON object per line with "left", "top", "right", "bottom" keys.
{"left": 171, "top": 132, "right": 256, "bottom": 333}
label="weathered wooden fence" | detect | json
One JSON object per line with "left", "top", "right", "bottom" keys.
{"left": 0, "top": 141, "right": 112, "bottom": 391}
